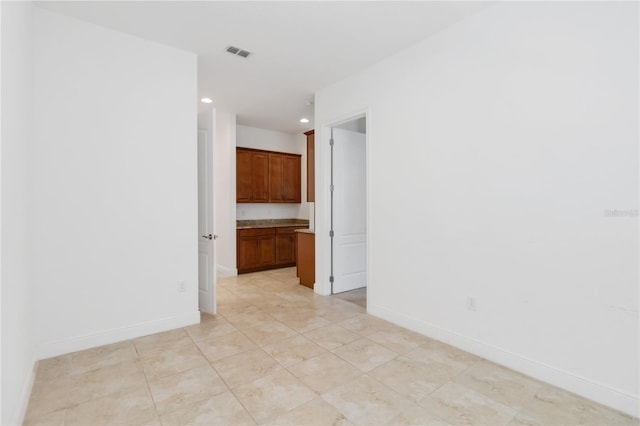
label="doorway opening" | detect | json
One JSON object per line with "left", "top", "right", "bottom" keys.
{"left": 328, "top": 115, "right": 367, "bottom": 307}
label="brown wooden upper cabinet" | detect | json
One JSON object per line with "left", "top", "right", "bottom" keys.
{"left": 269, "top": 153, "right": 301, "bottom": 203}
{"left": 236, "top": 149, "right": 269, "bottom": 202}
{"left": 305, "top": 130, "right": 315, "bottom": 202}
{"left": 236, "top": 147, "right": 301, "bottom": 203}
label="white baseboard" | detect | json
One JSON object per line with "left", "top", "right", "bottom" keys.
{"left": 38, "top": 311, "right": 200, "bottom": 359}
{"left": 13, "top": 354, "right": 38, "bottom": 426}
{"left": 368, "top": 303, "right": 639, "bottom": 418}
{"left": 216, "top": 264, "right": 237, "bottom": 278}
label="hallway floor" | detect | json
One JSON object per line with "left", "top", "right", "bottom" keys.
{"left": 25, "top": 268, "right": 637, "bottom": 425}
{"left": 333, "top": 287, "right": 367, "bottom": 309}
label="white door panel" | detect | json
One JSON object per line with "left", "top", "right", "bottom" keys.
{"left": 198, "top": 125, "right": 216, "bottom": 314}
{"left": 198, "top": 252, "right": 209, "bottom": 291}
{"left": 332, "top": 127, "right": 366, "bottom": 294}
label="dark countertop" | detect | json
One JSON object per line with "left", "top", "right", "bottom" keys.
{"left": 237, "top": 218, "right": 309, "bottom": 230}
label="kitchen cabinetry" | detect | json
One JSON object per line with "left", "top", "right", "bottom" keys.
{"left": 236, "top": 228, "right": 276, "bottom": 272}
{"left": 304, "top": 130, "right": 315, "bottom": 202}
{"left": 269, "top": 153, "right": 301, "bottom": 203}
{"left": 237, "top": 225, "right": 307, "bottom": 274}
{"left": 236, "top": 148, "right": 301, "bottom": 203}
{"left": 236, "top": 149, "right": 269, "bottom": 203}
{"left": 296, "top": 230, "right": 315, "bottom": 288}
{"left": 275, "top": 227, "right": 299, "bottom": 265}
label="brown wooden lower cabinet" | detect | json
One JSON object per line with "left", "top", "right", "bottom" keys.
{"left": 275, "top": 227, "right": 297, "bottom": 265}
{"left": 296, "top": 231, "right": 315, "bottom": 288}
{"left": 237, "top": 226, "right": 306, "bottom": 274}
{"left": 236, "top": 228, "right": 275, "bottom": 273}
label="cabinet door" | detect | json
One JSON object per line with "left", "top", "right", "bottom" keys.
{"left": 238, "top": 148, "right": 299, "bottom": 203}
{"left": 238, "top": 228, "right": 275, "bottom": 272}
{"left": 237, "top": 236, "right": 259, "bottom": 270}
{"left": 276, "top": 226, "right": 306, "bottom": 266}
{"left": 282, "top": 155, "right": 301, "bottom": 202}
{"left": 276, "top": 233, "right": 296, "bottom": 265}
{"left": 251, "top": 152, "right": 269, "bottom": 202}
{"left": 268, "top": 153, "right": 284, "bottom": 202}
{"left": 257, "top": 236, "right": 276, "bottom": 266}
{"left": 236, "top": 150, "right": 253, "bottom": 202}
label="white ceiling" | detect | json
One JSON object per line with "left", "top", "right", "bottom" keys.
{"left": 35, "top": 1, "right": 492, "bottom": 134}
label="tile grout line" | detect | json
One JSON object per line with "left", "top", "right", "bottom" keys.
{"left": 139, "top": 358, "right": 163, "bottom": 424}
{"left": 189, "top": 329, "right": 261, "bottom": 426}
{"left": 138, "top": 327, "right": 232, "bottom": 422}
{"left": 217, "top": 276, "right": 359, "bottom": 424}
{"left": 207, "top": 312, "right": 315, "bottom": 425}
{"left": 207, "top": 304, "right": 306, "bottom": 424}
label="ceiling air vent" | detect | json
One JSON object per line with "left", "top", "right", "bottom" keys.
{"left": 226, "top": 46, "right": 251, "bottom": 59}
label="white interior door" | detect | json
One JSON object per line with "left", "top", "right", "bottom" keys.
{"left": 198, "top": 126, "right": 216, "bottom": 314}
{"left": 332, "top": 127, "right": 366, "bottom": 294}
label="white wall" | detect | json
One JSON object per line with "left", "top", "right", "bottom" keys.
{"left": 33, "top": 8, "right": 199, "bottom": 358}
{"left": 315, "top": 2, "right": 638, "bottom": 416}
{"left": 236, "top": 125, "right": 308, "bottom": 221}
{"left": 1, "top": 3, "right": 38, "bottom": 424}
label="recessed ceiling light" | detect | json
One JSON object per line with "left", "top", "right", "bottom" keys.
{"left": 201, "top": 98, "right": 213, "bottom": 104}
{"left": 300, "top": 118, "right": 309, "bottom": 123}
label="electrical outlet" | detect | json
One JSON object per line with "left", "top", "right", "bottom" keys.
{"left": 467, "top": 296, "right": 477, "bottom": 311}
{"left": 178, "top": 281, "right": 186, "bottom": 293}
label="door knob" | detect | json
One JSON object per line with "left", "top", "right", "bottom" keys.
{"left": 202, "top": 234, "right": 213, "bottom": 240}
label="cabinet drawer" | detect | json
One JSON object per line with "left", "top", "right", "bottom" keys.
{"left": 238, "top": 228, "right": 275, "bottom": 237}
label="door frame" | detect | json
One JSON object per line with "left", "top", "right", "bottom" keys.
{"left": 315, "top": 109, "right": 370, "bottom": 301}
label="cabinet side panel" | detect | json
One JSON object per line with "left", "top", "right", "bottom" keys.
{"left": 307, "top": 133, "right": 315, "bottom": 202}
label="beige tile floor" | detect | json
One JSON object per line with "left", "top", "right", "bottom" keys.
{"left": 25, "top": 268, "right": 638, "bottom": 426}
{"left": 333, "top": 288, "right": 367, "bottom": 309}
